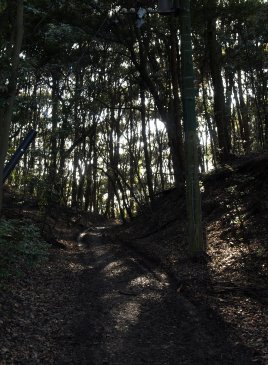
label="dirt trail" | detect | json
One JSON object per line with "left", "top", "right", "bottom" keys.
{"left": 0, "top": 226, "right": 264, "bottom": 365}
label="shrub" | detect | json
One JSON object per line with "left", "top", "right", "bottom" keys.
{"left": 0, "top": 218, "right": 49, "bottom": 279}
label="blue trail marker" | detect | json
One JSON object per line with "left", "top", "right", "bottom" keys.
{"left": 3, "top": 129, "right": 37, "bottom": 183}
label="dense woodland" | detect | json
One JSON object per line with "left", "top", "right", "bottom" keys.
{"left": 0, "top": 0, "right": 267, "bottom": 218}
{"left": 1, "top": 1, "right": 268, "bottom": 363}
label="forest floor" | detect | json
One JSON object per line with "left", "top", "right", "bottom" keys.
{"left": 0, "top": 153, "right": 268, "bottom": 364}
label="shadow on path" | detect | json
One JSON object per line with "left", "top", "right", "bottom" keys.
{"left": 53, "top": 228, "right": 263, "bottom": 365}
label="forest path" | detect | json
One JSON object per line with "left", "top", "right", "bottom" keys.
{"left": 0, "top": 226, "right": 263, "bottom": 364}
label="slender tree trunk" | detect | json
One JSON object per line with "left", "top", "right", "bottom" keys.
{"left": 128, "top": 110, "right": 135, "bottom": 212}
{"left": 92, "top": 137, "right": 98, "bottom": 214}
{"left": 29, "top": 79, "right": 38, "bottom": 170}
{"left": 84, "top": 124, "right": 95, "bottom": 211}
{"left": 0, "top": 0, "right": 24, "bottom": 213}
{"left": 206, "top": 4, "right": 231, "bottom": 162}
{"left": 58, "top": 113, "right": 69, "bottom": 202}
{"left": 180, "top": 0, "right": 204, "bottom": 255}
{"left": 140, "top": 82, "right": 154, "bottom": 203}
{"left": 71, "top": 69, "right": 83, "bottom": 208}
{"left": 169, "top": 17, "right": 185, "bottom": 173}
{"left": 154, "top": 119, "right": 165, "bottom": 190}
{"left": 201, "top": 78, "right": 217, "bottom": 167}
{"left": 105, "top": 108, "right": 118, "bottom": 218}
{"left": 48, "top": 71, "right": 60, "bottom": 188}
{"left": 129, "top": 29, "right": 185, "bottom": 189}
{"left": 237, "top": 70, "right": 250, "bottom": 152}
{"left": 71, "top": 148, "right": 79, "bottom": 208}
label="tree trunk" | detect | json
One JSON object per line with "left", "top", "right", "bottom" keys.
{"left": 206, "top": 4, "right": 231, "bottom": 162}
{"left": 169, "top": 17, "right": 185, "bottom": 175}
{"left": 71, "top": 69, "right": 83, "bottom": 208}
{"left": 180, "top": 0, "right": 204, "bottom": 255}
{"left": 140, "top": 82, "right": 154, "bottom": 203}
{"left": 129, "top": 29, "right": 185, "bottom": 189}
{"left": 48, "top": 71, "right": 60, "bottom": 188}
{"left": 237, "top": 70, "right": 250, "bottom": 153}
{"left": 0, "top": 0, "right": 24, "bottom": 213}
{"left": 201, "top": 77, "right": 217, "bottom": 168}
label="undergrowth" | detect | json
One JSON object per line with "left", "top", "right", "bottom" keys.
{"left": 0, "top": 218, "right": 49, "bottom": 280}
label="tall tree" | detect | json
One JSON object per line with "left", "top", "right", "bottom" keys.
{"left": 0, "top": 0, "right": 24, "bottom": 212}
{"left": 179, "top": 0, "right": 203, "bottom": 254}
{"left": 205, "top": 0, "right": 231, "bottom": 162}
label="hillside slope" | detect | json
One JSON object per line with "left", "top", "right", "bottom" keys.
{"left": 109, "top": 153, "right": 268, "bottom": 362}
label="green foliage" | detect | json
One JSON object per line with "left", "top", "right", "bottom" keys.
{"left": 0, "top": 218, "right": 49, "bottom": 279}
{"left": 45, "top": 23, "right": 86, "bottom": 46}
{"left": 2, "top": 0, "right": 267, "bottom": 218}
{"left": 0, "top": 1, "right": 7, "bottom": 12}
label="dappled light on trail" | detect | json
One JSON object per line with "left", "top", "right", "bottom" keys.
{"left": 2, "top": 154, "right": 268, "bottom": 364}
{"left": 102, "top": 260, "right": 129, "bottom": 278}
{"left": 0, "top": 220, "right": 266, "bottom": 364}
{"left": 129, "top": 274, "right": 167, "bottom": 290}
{"left": 68, "top": 262, "right": 86, "bottom": 273}
{"left": 109, "top": 301, "right": 141, "bottom": 334}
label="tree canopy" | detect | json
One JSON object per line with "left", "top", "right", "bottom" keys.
{"left": 0, "top": 0, "right": 267, "bottom": 219}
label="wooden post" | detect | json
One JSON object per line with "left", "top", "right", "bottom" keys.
{"left": 179, "top": 0, "right": 204, "bottom": 255}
